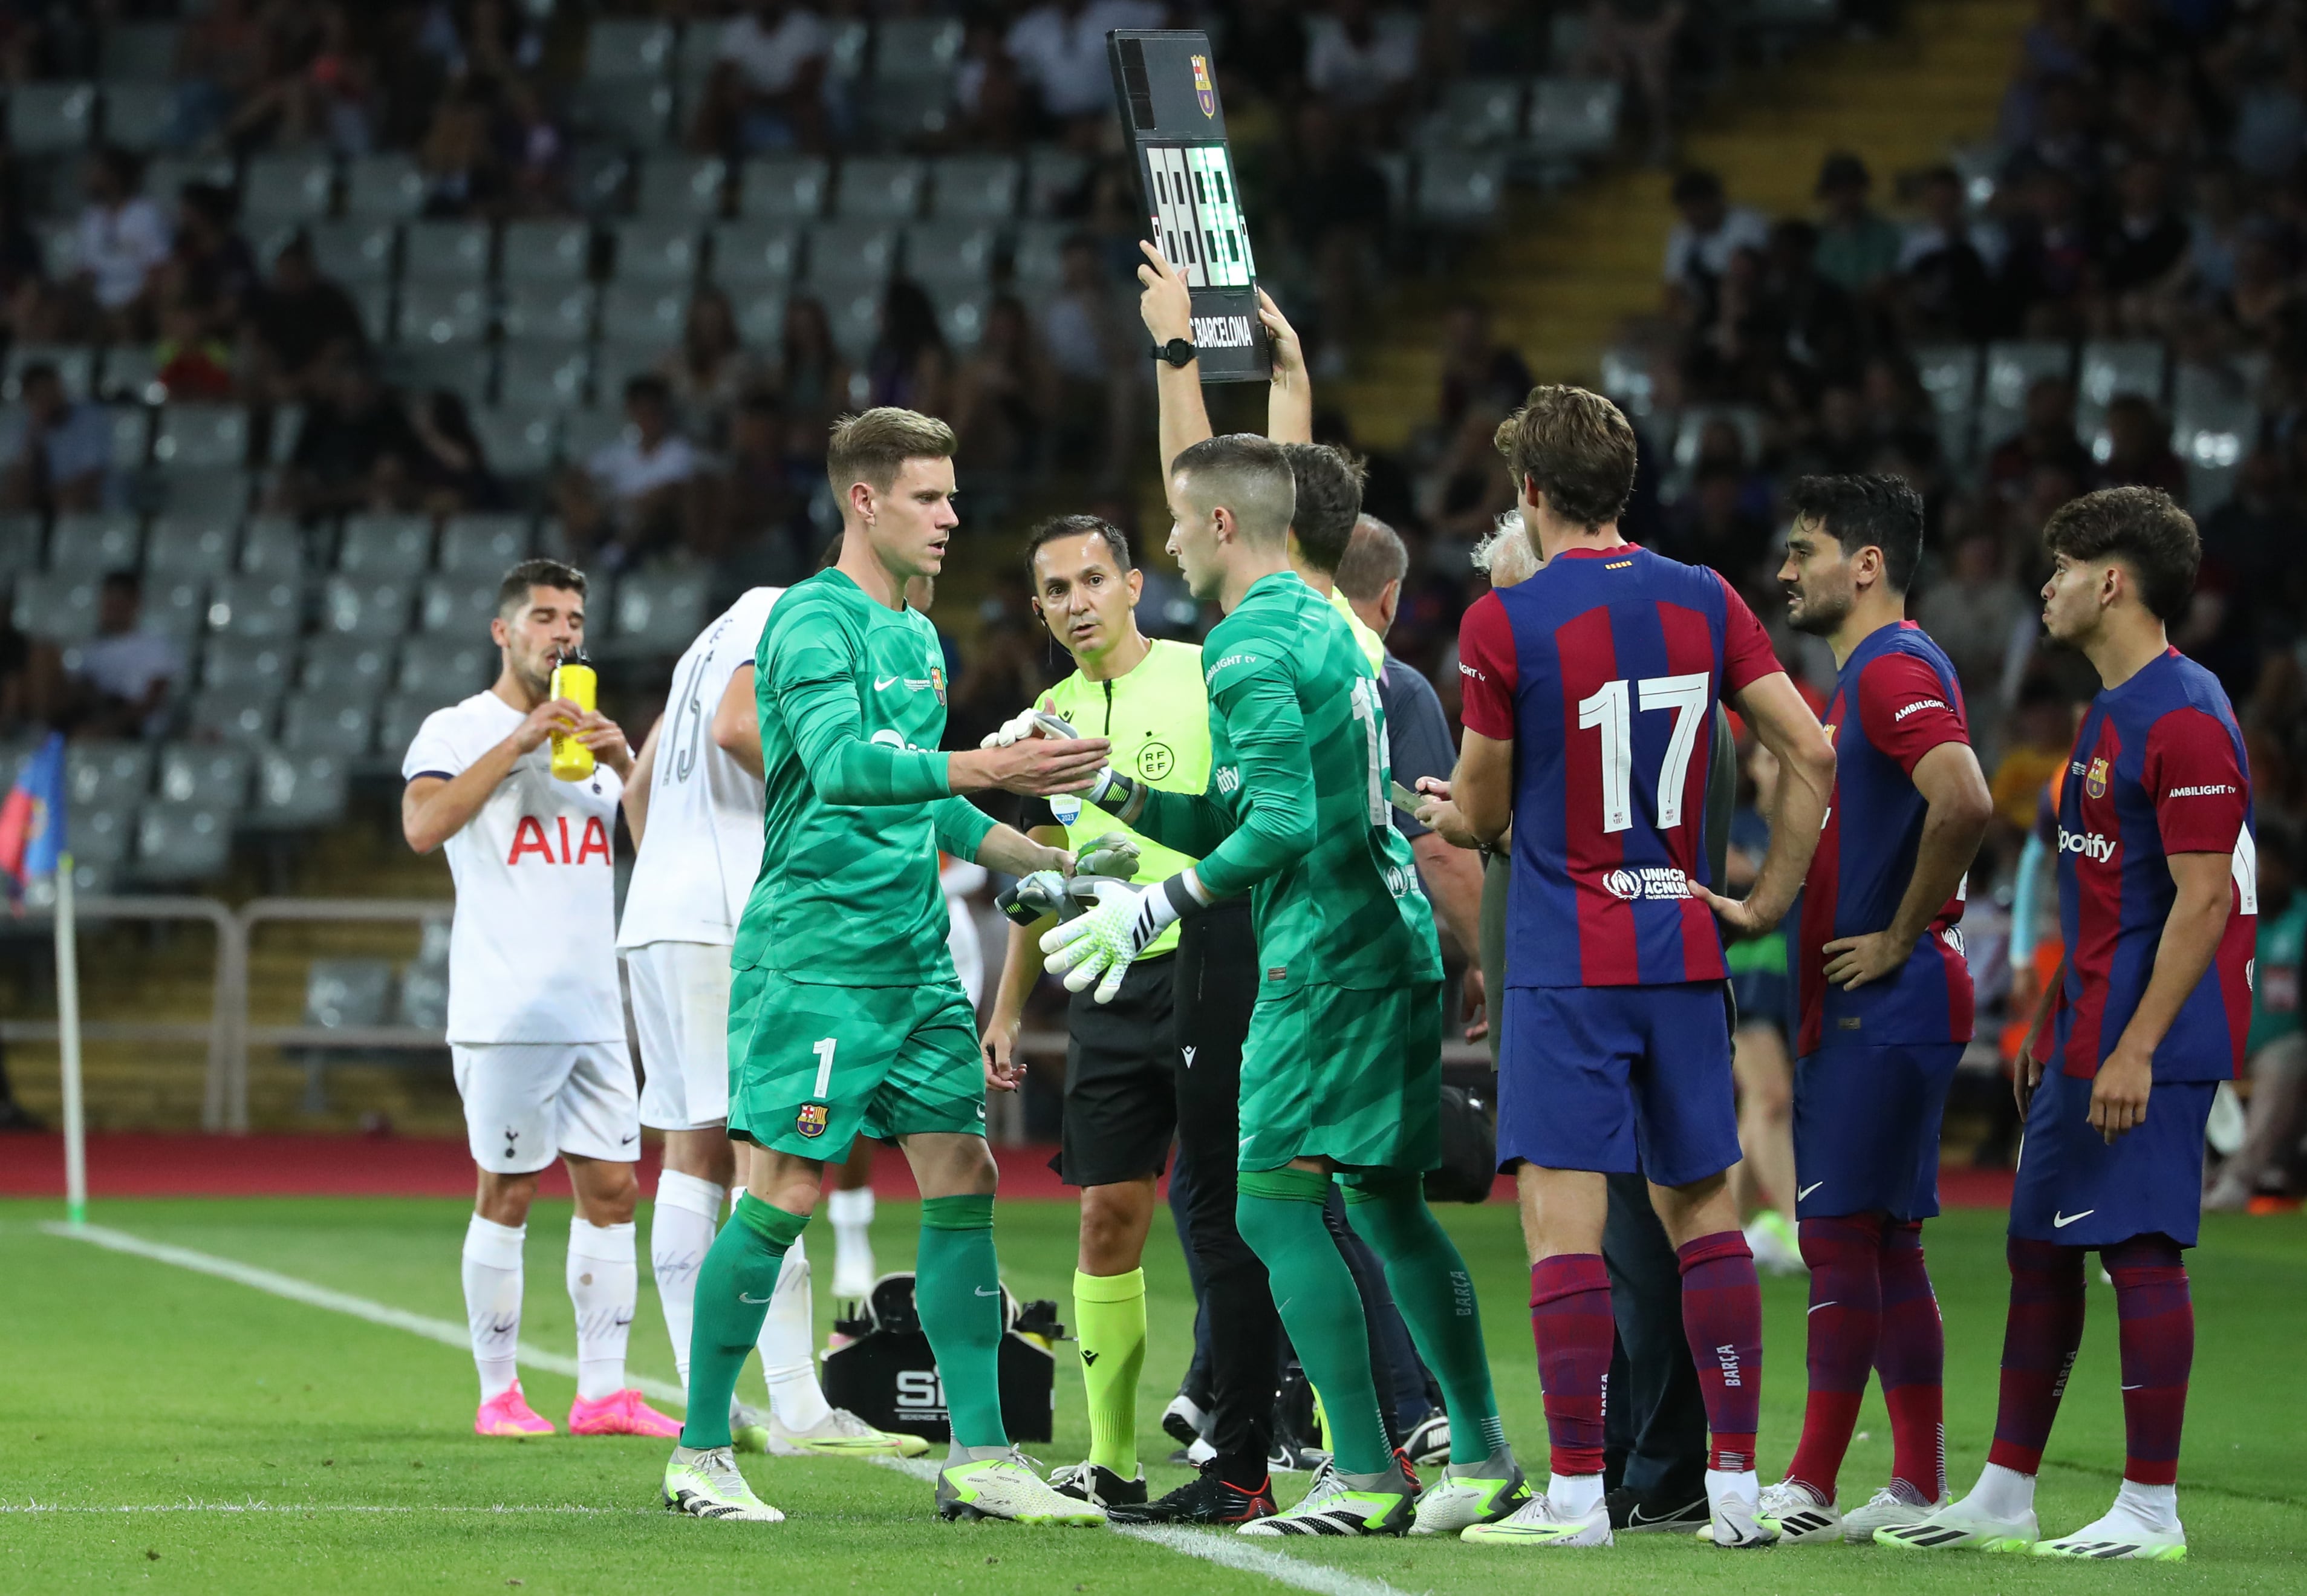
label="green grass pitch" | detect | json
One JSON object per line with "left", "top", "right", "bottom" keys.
{"left": 2, "top": 1194, "right": 2301, "bottom": 1594}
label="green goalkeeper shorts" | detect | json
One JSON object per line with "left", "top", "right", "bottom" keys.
{"left": 1236, "top": 972, "right": 1443, "bottom": 1174}
{"left": 726, "top": 965, "right": 987, "bottom": 1161}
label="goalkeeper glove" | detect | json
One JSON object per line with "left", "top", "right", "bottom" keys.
{"left": 1073, "top": 830, "right": 1140, "bottom": 881}
{"left": 995, "top": 869, "right": 1069, "bottom": 926}
{"left": 1040, "top": 870, "right": 1208, "bottom": 1004}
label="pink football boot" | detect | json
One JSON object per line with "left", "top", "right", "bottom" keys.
{"left": 567, "top": 1389, "right": 683, "bottom": 1437}
{"left": 475, "top": 1382, "right": 556, "bottom": 1437}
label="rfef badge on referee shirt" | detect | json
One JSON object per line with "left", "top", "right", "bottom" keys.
{"left": 1107, "top": 29, "right": 1270, "bottom": 384}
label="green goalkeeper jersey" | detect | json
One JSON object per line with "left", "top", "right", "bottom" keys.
{"left": 735, "top": 567, "right": 994, "bottom": 985}
{"left": 1137, "top": 572, "right": 1440, "bottom": 989}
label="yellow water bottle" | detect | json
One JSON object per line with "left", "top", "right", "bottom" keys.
{"left": 549, "top": 651, "right": 596, "bottom": 782}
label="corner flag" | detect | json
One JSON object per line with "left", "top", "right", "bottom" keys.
{"left": 0, "top": 730, "right": 65, "bottom": 899}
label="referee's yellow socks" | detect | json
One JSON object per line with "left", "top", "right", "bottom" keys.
{"left": 1074, "top": 1268, "right": 1147, "bottom": 1476}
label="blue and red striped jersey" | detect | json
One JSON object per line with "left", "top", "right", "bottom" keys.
{"left": 1792, "top": 620, "right": 1976, "bottom": 1055}
{"left": 2053, "top": 648, "right": 2256, "bottom": 1083}
{"left": 1459, "top": 543, "right": 1781, "bottom": 987}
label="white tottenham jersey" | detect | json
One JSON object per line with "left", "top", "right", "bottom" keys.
{"left": 615, "top": 585, "right": 785, "bottom": 951}
{"left": 403, "top": 690, "right": 625, "bottom": 1044}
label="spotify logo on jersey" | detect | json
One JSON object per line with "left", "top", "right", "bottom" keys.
{"left": 1137, "top": 742, "right": 1175, "bottom": 781}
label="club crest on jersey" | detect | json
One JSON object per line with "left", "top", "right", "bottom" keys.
{"left": 1191, "top": 54, "right": 1215, "bottom": 117}
{"left": 930, "top": 665, "right": 946, "bottom": 705}
{"left": 795, "top": 1102, "right": 829, "bottom": 1139}
{"left": 2086, "top": 757, "right": 2110, "bottom": 799}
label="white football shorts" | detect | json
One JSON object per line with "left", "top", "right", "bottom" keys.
{"left": 625, "top": 939, "right": 734, "bottom": 1132}
{"left": 451, "top": 1040, "right": 640, "bottom": 1173}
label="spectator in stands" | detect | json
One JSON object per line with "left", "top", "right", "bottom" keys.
{"left": 273, "top": 353, "right": 420, "bottom": 518}
{"left": 1570, "top": 1, "right": 1689, "bottom": 166}
{"left": 700, "top": 0, "right": 830, "bottom": 154}
{"left": 247, "top": 235, "right": 369, "bottom": 405}
{"left": 1916, "top": 527, "right": 2029, "bottom": 709}
{"left": 2205, "top": 817, "right": 2305, "bottom": 1211}
{"left": 1661, "top": 168, "right": 1769, "bottom": 326}
{"left": 695, "top": 391, "right": 811, "bottom": 589}
{"left": 1227, "top": 0, "right": 1311, "bottom": 105}
{"left": 499, "top": 78, "right": 568, "bottom": 218}
{"left": 0, "top": 362, "right": 112, "bottom": 515}
{"left": 67, "top": 571, "right": 180, "bottom": 741}
{"left": 764, "top": 295, "right": 851, "bottom": 452}
{"left": 1812, "top": 151, "right": 1902, "bottom": 298}
{"left": 557, "top": 374, "right": 700, "bottom": 570}
{"left": 172, "top": 0, "right": 270, "bottom": 149}
{"left": 157, "top": 184, "right": 258, "bottom": 336}
{"left": 2000, "top": 164, "right": 2095, "bottom": 336}
{"left": 1988, "top": 676, "right": 2076, "bottom": 835}
{"left": 2198, "top": 450, "right": 2300, "bottom": 659}
{"left": 2214, "top": 228, "right": 2296, "bottom": 351}
{"left": 1038, "top": 233, "right": 1135, "bottom": 487}
{"left": 1435, "top": 295, "right": 1532, "bottom": 435}
{"left": 1985, "top": 374, "right": 2094, "bottom": 504}
{"left": 2098, "top": 393, "right": 2186, "bottom": 495}
{"left": 1417, "top": 401, "right": 1517, "bottom": 553}
{"left": 405, "top": 389, "right": 504, "bottom": 515}
{"left": 1006, "top": 0, "right": 1164, "bottom": 132}
{"left": 1275, "top": 99, "right": 1390, "bottom": 377}
{"left": 2003, "top": 73, "right": 2101, "bottom": 190}
{"left": 952, "top": 18, "right": 1030, "bottom": 151}
{"left": 659, "top": 287, "right": 760, "bottom": 446}
{"left": 1663, "top": 463, "right": 1772, "bottom": 588}
{"left": 74, "top": 148, "right": 169, "bottom": 341}
{"left": 154, "top": 296, "right": 236, "bottom": 402}
{"left": 865, "top": 279, "right": 952, "bottom": 417}
{"left": 417, "top": 74, "right": 506, "bottom": 218}
{"left": 2095, "top": 157, "right": 2190, "bottom": 332}
{"left": 1895, "top": 163, "right": 2006, "bottom": 342}
{"left": 949, "top": 295, "right": 1054, "bottom": 480}
{"left": 1305, "top": 0, "right": 1419, "bottom": 131}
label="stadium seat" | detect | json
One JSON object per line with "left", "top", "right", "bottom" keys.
{"left": 46, "top": 512, "right": 141, "bottom": 576}
{"left": 184, "top": 683, "right": 278, "bottom": 742}
{"left": 2172, "top": 362, "right": 2257, "bottom": 515}
{"left": 592, "top": 340, "right": 666, "bottom": 403}
{"left": 304, "top": 957, "right": 394, "bottom": 1033}
{"left": 298, "top": 636, "right": 396, "bottom": 700}
{"left": 932, "top": 287, "right": 990, "bottom": 353}
{"left": 873, "top": 16, "right": 965, "bottom": 80}
{"left": 827, "top": 19, "right": 870, "bottom": 80}
{"left": 100, "top": 21, "right": 180, "bottom": 81}
{"left": 559, "top": 409, "right": 628, "bottom": 466}
{"left": 241, "top": 153, "right": 336, "bottom": 224}
{"left": 567, "top": 80, "right": 672, "bottom": 151}
{"left": 139, "top": 152, "right": 236, "bottom": 204}
{"left": 1670, "top": 405, "right": 1767, "bottom": 481}
{"left": 146, "top": 515, "right": 238, "bottom": 577}
{"left": 1009, "top": 222, "right": 1070, "bottom": 289}
{"left": 383, "top": 344, "right": 495, "bottom": 404}
{"left": 500, "top": 220, "right": 593, "bottom": 284}
{"left": 1433, "top": 79, "right": 1524, "bottom": 147}
{"left": 708, "top": 223, "right": 801, "bottom": 289}
{"left": 281, "top": 695, "right": 376, "bottom": 757}
{"left": 134, "top": 802, "right": 232, "bottom": 882}
{"left": 1913, "top": 344, "right": 1983, "bottom": 464}
{"left": 835, "top": 158, "right": 926, "bottom": 221}
{"left": 469, "top": 409, "right": 558, "bottom": 478}
{"left": 855, "top": 79, "right": 954, "bottom": 147}
{"left": 10, "top": 82, "right": 97, "bottom": 154}
{"left": 1024, "top": 148, "right": 1088, "bottom": 216}
{"left": 200, "top": 636, "right": 295, "bottom": 692}
{"left": 1596, "top": 345, "right": 1656, "bottom": 419}
{"left": 636, "top": 155, "right": 727, "bottom": 221}
{"left": 672, "top": 22, "right": 725, "bottom": 94}
{"left": 255, "top": 748, "right": 349, "bottom": 830}
{"left": 395, "top": 282, "right": 490, "bottom": 346}
{"left": 416, "top": 576, "right": 499, "bottom": 640}
{"left": 306, "top": 220, "right": 399, "bottom": 285}
{"left": 339, "top": 514, "right": 434, "bottom": 575}
{"left": 237, "top": 518, "right": 308, "bottom": 577}
{"left": 498, "top": 344, "right": 592, "bottom": 411}
{"left": 103, "top": 402, "right": 151, "bottom": 466}
{"left": 347, "top": 283, "right": 395, "bottom": 347}
{"left": 738, "top": 157, "right": 830, "bottom": 221}
{"left": 35, "top": 219, "right": 77, "bottom": 280}
{"left": 1527, "top": 79, "right": 1622, "bottom": 157}
{"left": 1980, "top": 340, "right": 2075, "bottom": 451}
{"left": 439, "top": 515, "right": 530, "bottom": 573}
{"left": 207, "top": 573, "right": 304, "bottom": 637}
{"left": 2077, "top": 339, "right": 2169, "bottom": 445}
{"left": 584, "top": 18, "right": 675, "bottom": 79}
{"left": 4, "top": 342, "right": 95, "bottom": 400}
{"left": 597, "top": 284, "right": 688, "bottom": 347}
{"left": 153, "top": 468, "right": 255, "bottom": 520}
{"left": 151, "top": 405, "right": 252, "bottom": 470}
{"left": 565, "top": 143, "right": 636, "bottom": 218}
{"left": 70, "top": 801, "right": 136, "bottom": 875}
{"left": 397, "top": 636, "right": 493, "bottom": 695}
{"left": 321, "top": 575, "right": 415, "bottom": 637}
{"left": 1416, "top": 154, "right": 1506, "bottom": 226}
{"left": 397, "top": 946, "right": 448, "bottom": 1029}
{"left": 99, "top": 86, "right": 172, "bottom": 152}
{"left": 610, "top": 222, "right": 701, "bottom": 287}
{"left": 499, "top": 282, "right": 597, "bottom": 344}
{"left": 821, "top": 286, "right": 883, "bottom": 362}
{"left": 613, "top": 568, "right": 709, "bottom": 652}
{"left": 928, "top": 156, "right": 1021, "bottom": 221}
{"left": 66, "top": 741, "right": 154, "bottom": 810}
{"left": 732, "top": 290, "right": 789, "bottom": 346}
{"left": 343, "top": 154, "right": 428, "bottom": 221}
{"left": 402, "top": 220, "right": 492, "bottom": 282}
{"left": 802, "top": 221, "right": 897, "bottom": 286}
{"left": 900, "top": 223, "right": 996, "bottom": 291}
{"left": 146, "top": 574, "right": 206, "bottom": 641}
{"left": 376, "top": 693, "right": 440, "bottom": 755}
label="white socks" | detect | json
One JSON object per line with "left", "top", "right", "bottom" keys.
{"left": 827, "top": 1185, "right": 876, "bottom": 1294}
{"left": 567, "top": 1216, "right": 637, "bottom": 1402}
{"left": 759, "top": 1237, "right": 830, "bottom": 1432}
{"left": 651, "top": 1170, "right": 726, "bottom": 1389}
{"left": 461, "top": 1214, "right": 526, "bottom": 1401}
{"left": 2109, "top": 1479, "right": 2181, "bottom": 1534}
{"left": 1962, "top": 1461, "right": 2038, "bottom": 1522}
{"left": 1706, "top": 1467, "right": 1760, "bottom": 1517}
{"left": 1547, "top": 1472, "right": 1604, "bottom": 1516}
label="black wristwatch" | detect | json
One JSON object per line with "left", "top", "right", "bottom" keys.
{"left": 1151, "top": 337, "right": 1196, "bottom": 368}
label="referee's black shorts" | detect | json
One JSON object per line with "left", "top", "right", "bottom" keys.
{"left": 1055, "top": 950, "right": 1177, "bottom": 1188}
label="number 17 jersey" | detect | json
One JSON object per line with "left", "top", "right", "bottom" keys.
{"left": 1458, "top": 544, "right": 1782, "bottom": 987}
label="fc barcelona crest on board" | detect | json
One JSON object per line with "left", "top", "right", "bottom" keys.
{"left": 1191, "top": 54, "right": 1215, "bottom": 117}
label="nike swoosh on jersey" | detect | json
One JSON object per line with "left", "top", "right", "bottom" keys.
{"left": 974, "top": 1286, "right": 1001, "bottom": 1297}
{"left": 1808, "top": 1301, "right": 1839, "bottom": 1314}
{"left": 1798, "top": 1181, "right": 1823, "bottom": 1200}
{"left": 874, "top": 675, "right": 900, "bottom": 689}
{"left": 2053, "top": 1210, "right": 2095, "bottom": 1228}
{"left": 739, "top": 1292, "right": 774, "bottom": 1304}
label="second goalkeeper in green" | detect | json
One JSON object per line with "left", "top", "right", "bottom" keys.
{"left": 661, "top": 408, "right": 1114, "bottom": 1527}
{"left": 1045, "top": 433, "right": 1528, "bottom": 1538}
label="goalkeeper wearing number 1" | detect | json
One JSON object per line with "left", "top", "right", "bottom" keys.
{"left": 1043, "top": 433, "right": 1525, "bottom": 1540}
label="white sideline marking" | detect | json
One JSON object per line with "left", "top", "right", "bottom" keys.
{"left": 41, "top": 1223, "right": 1415, "bottom": 1596}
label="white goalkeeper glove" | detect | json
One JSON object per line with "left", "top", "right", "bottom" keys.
{"left": 1040, "top": 870, "right": 1208, "bottom": 1004}
{"left": 1073, "top": 830, "right": 1140, "bottom": 881}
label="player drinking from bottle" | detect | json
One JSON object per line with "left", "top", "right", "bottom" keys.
{"left": 658, "top": 408, "right": 1116, "bottom": 1526}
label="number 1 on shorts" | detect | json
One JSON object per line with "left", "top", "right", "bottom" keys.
{"left": 811, "top": 1037, "right": 836, "bottom": 1098}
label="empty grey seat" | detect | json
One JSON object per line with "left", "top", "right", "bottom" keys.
{"left": 2078, "top": 339, "right": 2168, "bottom": 435}
{"left": 932, "top": 287, "right": 990, "bottom": 353}
{"left": 874, "top": 16, "right": 964, "bottom": 79}
{"left": 500, "top": 282, "right": 597, "bottom": 343}
{"left": 238, "top": 518, "right": 307, "bottom": 576}
{"left": 821, "top": 285, "right": 882, "bottom": 360}
{"left": 10, "top": 570, "right": 98, "bottom": 640}
{"left": 397, "top": 952, "right": 447, "bottom": 1029}
{"left": 397, "top": 634, "right": 493, "bottom": 693}
{"left": 102, "top": 21, "right": 180, "bottom": 80}
{"left": 585, "top": 18, "right": 675, "bottom": 79}
{"left": 36, "top": 220, "right": 77, "bottom": 280}
{"left": 376, "top": 693, "right": 440, "bottom": 755}
{"left": 1981, "top": 340, "right": 2075, "bottom": 446}
{"left": 102, "top": 89, "right": 174, "bottom": 153}
{"left": 200, "top": 635, "right": 294, "bottom": 691}
{"left": 103, "top": 401, "right": 151, "bottom": 465}
{"left": 593, "top": 340, "right": 666, "bottom": 405}
{"left": 1434, "top": 79, "right": 1524, "bottom": 147}
{"left": 10, "top": 82, "right": 97, "bottom": 154}
{"left": 835, "top": 157, "right": 926, "bottom": 221}
{"left": 709, "top": 223, "right": 800, "bottom": 288}
{"left": 395, "top": 282, "right": 490, "bottom": 345}
{"left": 928, "top": 156, "right": 1021, "bottom": 221}
{"left": 147, "top": 516, "right": 237, "bottom": 577}
{"left": 281, "top": 695, "right": 376, "bottom": 757}
{"left": 47, "top": 512, "right": 141, "bottom": 575}
{"left": 1416, "top": 154, "right": 1505, "bottom": 226}
{"left": 499, "top": 344, "right": 592, "bottom": 411}
{"left": 343, "top": 154, "right": 428, "bottom": 221}
{"left": 298, "top": 636, "right": 395, "bottom": 700}
{"left": 1009, "top": 221, "right": 1070, "bottom": 288}
{"left": 738, "top": 157, "right": 830, "bottom": 220}
{"left": 802, "top": 222, "right": 896, "bottom": 285}
{"left": 154, "top": 468, "right": 254, "bottom": 519}
{"left": 146, "top": 575, "right": 207, "bottom": 641}
{"left": 307, "top": 220, "right": 399, "bottom": 285}
{"left": 347, "top": 283, "right": 395, "bottom": 346}
{"left": 611, "top": 222, "right": 701, "bottom": 285}
{"left": 4, "top": 342, "right": 96, "bottom": 400}
{"left": 855, "top": 79, "right": 954, "bottom": 147}
{"left": 501, "top": 220, "right": 593, "bottom": 283}
{"left": 255, "top": 748, "right": 349, "bottom": 830}
{"left": 470, "top": 410, "right": 558, "bottom": 478}
{"left": 383, "top": 343, "right": 495, "bottom": 403}
{"left": 1596, "top": 345, "right": 1656, "bottom": 419}
{"left": 151, "top": 405, "right": 252, "bottom": 469}
{"left": 134, "top": 802, "right": 232, "bottom": 882}
{"left": 440, "top": 515, "right": 530, "bottom": 573}
{"left": 613, "top": 568, "right": 709, "bottom": 651}
{"left": 339, "top": 514, "right": 434, "bottom": 574}
{"left": 1024, "top": 148, "right": 1088, "bottom": 216}
{"left": 207, "top": 573, "right": 303, "bottom": 637}
{"left": 1528, "top": 78, "right": 1621, "bottom": 156}
{"left": 636, "top": 155, "right": 727, "bottom": 221}
{"left": 72, "top": 801, "right": 137, "bottom": 872}
{"left": 403, "top": 220, "right": 492, "bottom": 282}
{"left": 241, "top": 153, "right": 335, "bottom": 223}
{"left": 568, "top": 80, "right": 672, "bottom": 150}
{"left": 0, "top": 512, "right": 38, "bottom": 573}
{"left": 560, "top": 409, "right": 629, "bottom": 466}
{"left": 66, "top": 741, "right": 153, "bottom": 810}
{"left": 185, "top": 684, "right": 278, "bottom": 742}
{"left": 321, "top": 575, "right": 415, "bottom": 637}
{"left": 732, "top": 289, "right": 789, "bottom": 346}
{"left": 598, "top": 283, "right": 687, "bottom": 345}
{"left": 140, "top": 154, "right": 235, "bottom": 204}
{"left": 902, "top": 223, "right": 995, "bottom": 288}
{"left": 565, "top": 142, "right": 635, "bottom": 217}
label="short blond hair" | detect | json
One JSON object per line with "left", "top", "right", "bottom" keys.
{"left": 826, "top": 407, "right": 956, "bottom": 499}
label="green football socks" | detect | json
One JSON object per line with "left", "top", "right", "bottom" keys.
{"left": 1235, "top": 1167, "right": 1393, "bottom": 1476}
{"left": 1074, "top": 1267, "right": 1147, "bottom": 1475}
{"left": 1344, "top": 1172, "right": 1508, "bottom": 1465}
{"left": 680, "top": 1193, "right": 807, "bottom": 1451}
{"left": 917, "top": 1194, "right": 1009, "bottom": 1450}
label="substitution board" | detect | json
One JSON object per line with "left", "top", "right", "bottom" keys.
{"left": 1107, "top": 30, "right": 1270, "bottom": 383}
